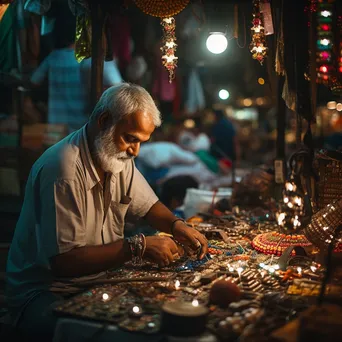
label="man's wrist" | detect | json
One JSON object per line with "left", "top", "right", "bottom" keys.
{"left": 171, "top": 218, "right": 185, "bottom": 236}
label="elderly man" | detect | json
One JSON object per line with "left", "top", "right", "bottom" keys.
{"left": 6, "top": 83, "right": 208, "bottom": 340}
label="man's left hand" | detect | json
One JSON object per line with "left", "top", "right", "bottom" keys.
{"left": 172, "top": 221, "right": 208, "bottom": 259}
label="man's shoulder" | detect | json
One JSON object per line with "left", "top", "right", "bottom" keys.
{"left": 32, "top": 132, "right": 84, "bottom": 184}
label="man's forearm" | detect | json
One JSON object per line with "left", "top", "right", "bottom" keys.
{"left": 144, "top": 201, "right": 178, "bottom": 235}
{"left": 50, "top": 239, "right": 131, "bottom": 278}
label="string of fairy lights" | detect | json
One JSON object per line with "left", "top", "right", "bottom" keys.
{"left": 250, "top": 0, "right": 268, "bottom": 65}
{"left": 316, "top": 0, "right": 335, "bottom": 85}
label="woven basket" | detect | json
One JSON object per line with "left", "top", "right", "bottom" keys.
{"left": 315, "top": 150, "right": 342, "bottom": 210}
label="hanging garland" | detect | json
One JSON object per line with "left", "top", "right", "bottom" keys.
{"left": 250, "top": 0, "right": 268, "bottom": 65}
{"left": 134, "top": 0, "right": 190, "bottom": 82}
{"left": 160, "top": 17, "right": 178, "bottom": 82}
{"left": 316, "top": 0, "right": 335, "bottom": 85}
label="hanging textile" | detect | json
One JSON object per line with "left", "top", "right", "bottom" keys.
{"left": 0, "top": 2, "right": 16, "bottom": 72}
{"left": 75, "top": 14, "right": 91, "bottom": 62}
{"left": 184, "top": 68, "right": 205, "bottom": 115}
{"left": 281, "top": 0, "right": 313, "bottom": 122}
{"left": 0, "top": 4, "right": 9, "bottom": 21}
{"left": 107, "top": 13, "right": 132, "bottom": 72}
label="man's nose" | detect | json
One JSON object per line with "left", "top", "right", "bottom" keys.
{"left": 127, "top": 143, "right": 140, "bottom": 157}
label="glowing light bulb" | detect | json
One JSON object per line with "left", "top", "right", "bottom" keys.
{"left": 320, "top": 38, "right": 330, "bottom": 46}
{"left": 175, "top": 280, "right": 180, "bottom": 290}
{"left": 165, "top": 40, "right": 176, "bottom": 49}
{"left": 310, "top": 265, "right": 317, "bottom": 272}
{"left": 162, "top": 54, "right": 178, "bottom": 63}
{"left": 327, "top": 101, "right": 337, "bottom": 110}
{"left": 132, "top": 306, "right": 140, "bottom": 314}
{"left": 206, "top": 32, "right": 228, "bottom": 54}
{"left": 102, "top": 293, "right": 109, "bottom": 301}
{"left": 320, "top": 10, "right": 331, "bottom": 17}
{"left": 219, "top": 89, "right": 230, "bottom": 100}
{"left": 297, "top": 267, "right": 302, "bottom": 275}
{"left": 192, "top": 299, "right": 199, "bottom": 307}
{"left": 255, "top": 46, "right": 264, "bottom": 53}
{"left": 237, "top": 267, "right": 243, "bottom": 277}
{"left": 278, "top": 213, "right": 286, "bottom": 225}
{"left": 320, "top": 65, "right": 328, "bottom": 73}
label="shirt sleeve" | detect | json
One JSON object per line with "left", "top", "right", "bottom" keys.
{"left": 103, "top": 60, "right": 122, "bottom": 86}
{"left": 30, "top": 55, "right": 50, "bottom": 85}
{"left": 127, "top": 164, "right": 159, "bottom": 219}
{"left": 39, "top": 179, "right": 86, "bottom": 257}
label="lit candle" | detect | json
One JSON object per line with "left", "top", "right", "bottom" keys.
{"left": 237, "top": 267, "right": 243, "bottom": 279}
{"left": 297, "top": 267, "right": 302, "bottom": 276}
{"left": 131, "top": 305, "right": 142, "bottom": 317}
{"left": 192, "top": 299, "right": 199, "bottom": 307}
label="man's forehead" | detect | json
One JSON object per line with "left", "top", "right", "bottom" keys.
{"left": 121, "top": 111, "right": 154, "bottom": 130}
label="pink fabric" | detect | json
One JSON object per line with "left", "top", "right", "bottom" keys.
{"left": 108, "top": 14, "right": 131, "bottom": 71}
{"left": 152, "top": 59, "right": 176, "bottom": 102}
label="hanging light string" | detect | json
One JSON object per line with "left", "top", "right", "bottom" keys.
{"left": 250, "top": 0, "right": 268, "bottom": 64}
{"left": 316, "top": 0, "right": 335, "bottom": 85}
{"left": 160, "top": 17, "right": 178, "bottom": 83}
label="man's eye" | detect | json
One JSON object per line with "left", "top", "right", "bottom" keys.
{"left": 125, "top": 135, "right": 137, "bottom": 143}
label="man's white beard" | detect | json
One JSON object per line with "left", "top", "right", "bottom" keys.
{"left": 94, "top": 127, "right": 133, "bottom": 174}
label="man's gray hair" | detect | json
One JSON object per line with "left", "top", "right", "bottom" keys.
{"left": 89, "top": 83, "right": 162, "bottom": 127}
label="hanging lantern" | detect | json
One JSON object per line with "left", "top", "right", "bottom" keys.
{"left": 276, "top": 177, "right": 306, "bottom": 234}
{"left": 133, "top": 0, "right": 190, "bottom": 82}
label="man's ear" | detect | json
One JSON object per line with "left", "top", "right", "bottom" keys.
{"left": 98, "top": 112, "right": 110, "bottom": 130}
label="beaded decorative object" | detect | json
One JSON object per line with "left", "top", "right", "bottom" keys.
{"left": 133, "top": 0, "right": 189, "bottom": 18}
{"left": 252, "top": 232, "right": 312, "bottom": 256}
{"left": 304, "top": 200, "right": 342, "bottom": 252}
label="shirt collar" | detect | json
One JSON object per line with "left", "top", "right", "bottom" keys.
{"left": 80, "top": 124, "right": 101, "bottom": 191}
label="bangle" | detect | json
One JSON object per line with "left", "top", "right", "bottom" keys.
{"left": 171, "top": 218, "right": 185, "bottom": 236}
{"left": 126, "top": 233, "right": 146, "bottom": 265}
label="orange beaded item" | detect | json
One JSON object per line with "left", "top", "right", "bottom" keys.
{"left": 252, "top": 231, "right": 312, "bottom": 256}
{"left": 133, "top": 0, "right": 190, "bottom": 18}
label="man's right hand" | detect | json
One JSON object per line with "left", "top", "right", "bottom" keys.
{"left": 144, "top": 236, "right": 184, "bottom": 268}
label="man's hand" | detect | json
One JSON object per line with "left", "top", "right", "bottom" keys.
{"left": 172, "top": 221, "right": 208, "bottom": 259}
{"left": 144, "top": 236, "right": 184, "bottom": 268}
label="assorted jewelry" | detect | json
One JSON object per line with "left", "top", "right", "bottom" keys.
{"left": 54, "top": 207, "right": 328, "bottom": 338}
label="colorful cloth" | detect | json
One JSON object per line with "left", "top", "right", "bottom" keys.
{"left": 0, "top": 3, "right": 17, "bottom": 72}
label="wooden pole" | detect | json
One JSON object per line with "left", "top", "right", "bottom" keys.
{"left": 90, "top": 2, "right": 105, "bottom": 111}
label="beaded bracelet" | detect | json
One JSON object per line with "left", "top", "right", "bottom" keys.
{"left": 127, "top": 233, "right": 146, "bottom": 265}
{"left": 171, "top": 218, "right": 186, "bottom": 236}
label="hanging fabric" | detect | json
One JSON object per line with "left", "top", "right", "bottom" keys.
{"left": 75, "top": 13, "right": 91, "bottom": 62}
{"left": 184, "top": 68, "right": 205, "bottom": 115}
{"left": 0, "top": 2, "right": 16, "bottom": 72}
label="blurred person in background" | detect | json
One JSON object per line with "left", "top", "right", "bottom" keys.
{"left": 160, "top": 175, "right": 199, "bottom": 217}
{"left": 210, "top": 109, "right": 240, "bottom": 167}
{"left": 30, "top": 14, "right": 122, "bottom": 133}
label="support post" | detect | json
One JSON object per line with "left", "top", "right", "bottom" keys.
{"left": 90, "top": 2, "right": 105, "bottom": 111}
